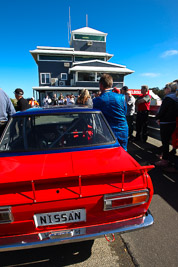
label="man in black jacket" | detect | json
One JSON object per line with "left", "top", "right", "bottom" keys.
{"left": 155, "top": 83, "right": 178, "bottom": 167}
{"left": 14, "top": 88, "right": 30, "bottom": 111}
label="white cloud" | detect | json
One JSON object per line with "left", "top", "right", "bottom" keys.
{"left": 140, "top": 73, "right": 160, "bottom": 78}
{"left": 161, "top": 50, "right": 178, "bottom": 58}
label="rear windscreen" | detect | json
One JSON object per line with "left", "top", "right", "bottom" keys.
{"left": 0, "top": 113, "right": 116, "bottom": 152}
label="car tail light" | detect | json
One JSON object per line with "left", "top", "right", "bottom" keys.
{"left": 104, "top": 190, "right": 149, "bottom": 211}
{"left": 0, "top": 207, "right": 13, "bottom": 224}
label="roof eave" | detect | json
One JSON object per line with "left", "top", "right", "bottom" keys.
{"left": 72, "top": 59, "right": 125, "bottom": 68}
{"left": 30, "top": 49, "right": 113, "bottom": 63}
{"left": 69, "top": 66, "right": 134, "bottom": 74}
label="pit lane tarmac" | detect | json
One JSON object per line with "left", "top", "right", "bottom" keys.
{"left": 0, "top": 237, "right": 134, "bottom": 267}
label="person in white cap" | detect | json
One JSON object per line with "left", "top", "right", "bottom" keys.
{"left": 14, "top": 88, "right": 30, "bottom": 111}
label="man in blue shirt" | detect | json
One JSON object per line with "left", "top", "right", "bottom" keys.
{"left": 93, "top": 74, "right": 128, "bottom": 151}
{"left": 0, "top": 88, "right": 16, "bottom": 137}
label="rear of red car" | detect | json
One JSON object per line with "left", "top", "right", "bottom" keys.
{"left": 0, "top": 108, "right": 154, "bottom": 251}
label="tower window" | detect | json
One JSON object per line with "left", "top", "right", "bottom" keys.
{"left": 74, "top": 34, "right": 105, "bottom": 42}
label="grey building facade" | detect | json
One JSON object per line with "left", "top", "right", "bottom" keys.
{"left": 30, "top": 26, "right": 134, "bottom": 105}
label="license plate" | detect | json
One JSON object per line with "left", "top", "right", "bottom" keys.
{"left": 34, "top": 209, "right": 86, "bottom": 227}
{"left": 38, "top": 228, "right": 86, "bottom": 240}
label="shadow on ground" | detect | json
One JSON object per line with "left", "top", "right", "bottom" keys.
{"left": 1, "top": 240, "right": 94, "bottom": 266}
{"left": 127, "top": 139, "right": 178, "bottom": 212}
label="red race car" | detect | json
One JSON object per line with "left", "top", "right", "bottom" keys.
{"left": 0, "top": 106, "right": 154, "bottom": 251}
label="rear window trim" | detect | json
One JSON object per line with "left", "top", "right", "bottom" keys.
{"left": 0, "top": 142, "right": 119, "bottom": 157}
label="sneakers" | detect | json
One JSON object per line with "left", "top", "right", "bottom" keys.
{"left": 155, "top": 159, "right": 169, "bottom": 167}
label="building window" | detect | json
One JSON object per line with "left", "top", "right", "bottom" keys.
{"left": 74, "top": 34, "right": 105, "bottom": 42}
{"left": 97, "top": 73, "right": 104, "bottom": 81}
{"left": 108, "top": 73, "right": 123, "bottom": 82}
{"left": 97, "top": 73, "right": 124, "bottom": 82}
{"left": 76, "top": 72, "right": 123, "bottom": 83}
{"left": 78, "top": 72, "right": 95, "bottom": 81}
{"left": 75, "top": 56, "right": 105, "bottom": 62}
{"left": 60, "top": 73, "right": 68, "bottom": 80}
{"left": 40, "top": 73, "right": 51, "bottom": 84}
{"left": 39, "top": 55, "right": 72, "bottom": 61}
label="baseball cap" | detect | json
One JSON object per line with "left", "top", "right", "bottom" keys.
{"left": 14, "top": 88, "right": 24, "bottom": 96}
{"left": 122, "top": 86, "right": 128, "bottom": 91}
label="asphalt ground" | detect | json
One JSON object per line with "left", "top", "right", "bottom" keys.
{"left": 121, "top": 135, "right": 178, "bottom": 267}
{"left": 0, "top": 237, "right": 134, "bottom": 267}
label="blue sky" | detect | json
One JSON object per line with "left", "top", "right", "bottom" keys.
{"left": 0, "top": 0, "right": 178, "bottom": 98}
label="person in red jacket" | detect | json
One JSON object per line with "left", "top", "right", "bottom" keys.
{"left": 135, "top": 85, "right": 151, "bottom": 142}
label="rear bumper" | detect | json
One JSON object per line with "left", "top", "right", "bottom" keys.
{"left": 0, "top": 210, "right": 153, "bottom": 252}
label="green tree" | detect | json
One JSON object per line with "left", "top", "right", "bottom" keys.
{"left": 10, "top": 98, "right": 17, "bottom": 107}
{"left": 150, "top": 87, "right": 164, "bottom": 99}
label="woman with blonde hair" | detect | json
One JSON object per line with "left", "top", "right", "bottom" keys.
{"left": 76, "top": 89, "right": 93, "bottom": 106}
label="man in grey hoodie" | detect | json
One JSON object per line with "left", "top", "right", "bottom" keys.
{"left": 0, "top": 88, "right": 16, "bottom": 137}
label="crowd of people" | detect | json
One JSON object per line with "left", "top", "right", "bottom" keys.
{"left": 0, "top": 75, "right": 178, "bottom": 172}
{"left": 42, "top": 91, "right": 93, "bottom": 106}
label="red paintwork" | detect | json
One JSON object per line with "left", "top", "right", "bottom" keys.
{"left": 0, "top": 146, "right": 154, "bottom": 239}
{"left": 0, "top": 147, "right": 144, "bottom": 183}
{"left": 149, "top": 105, "right": 160, "bottom": 115}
